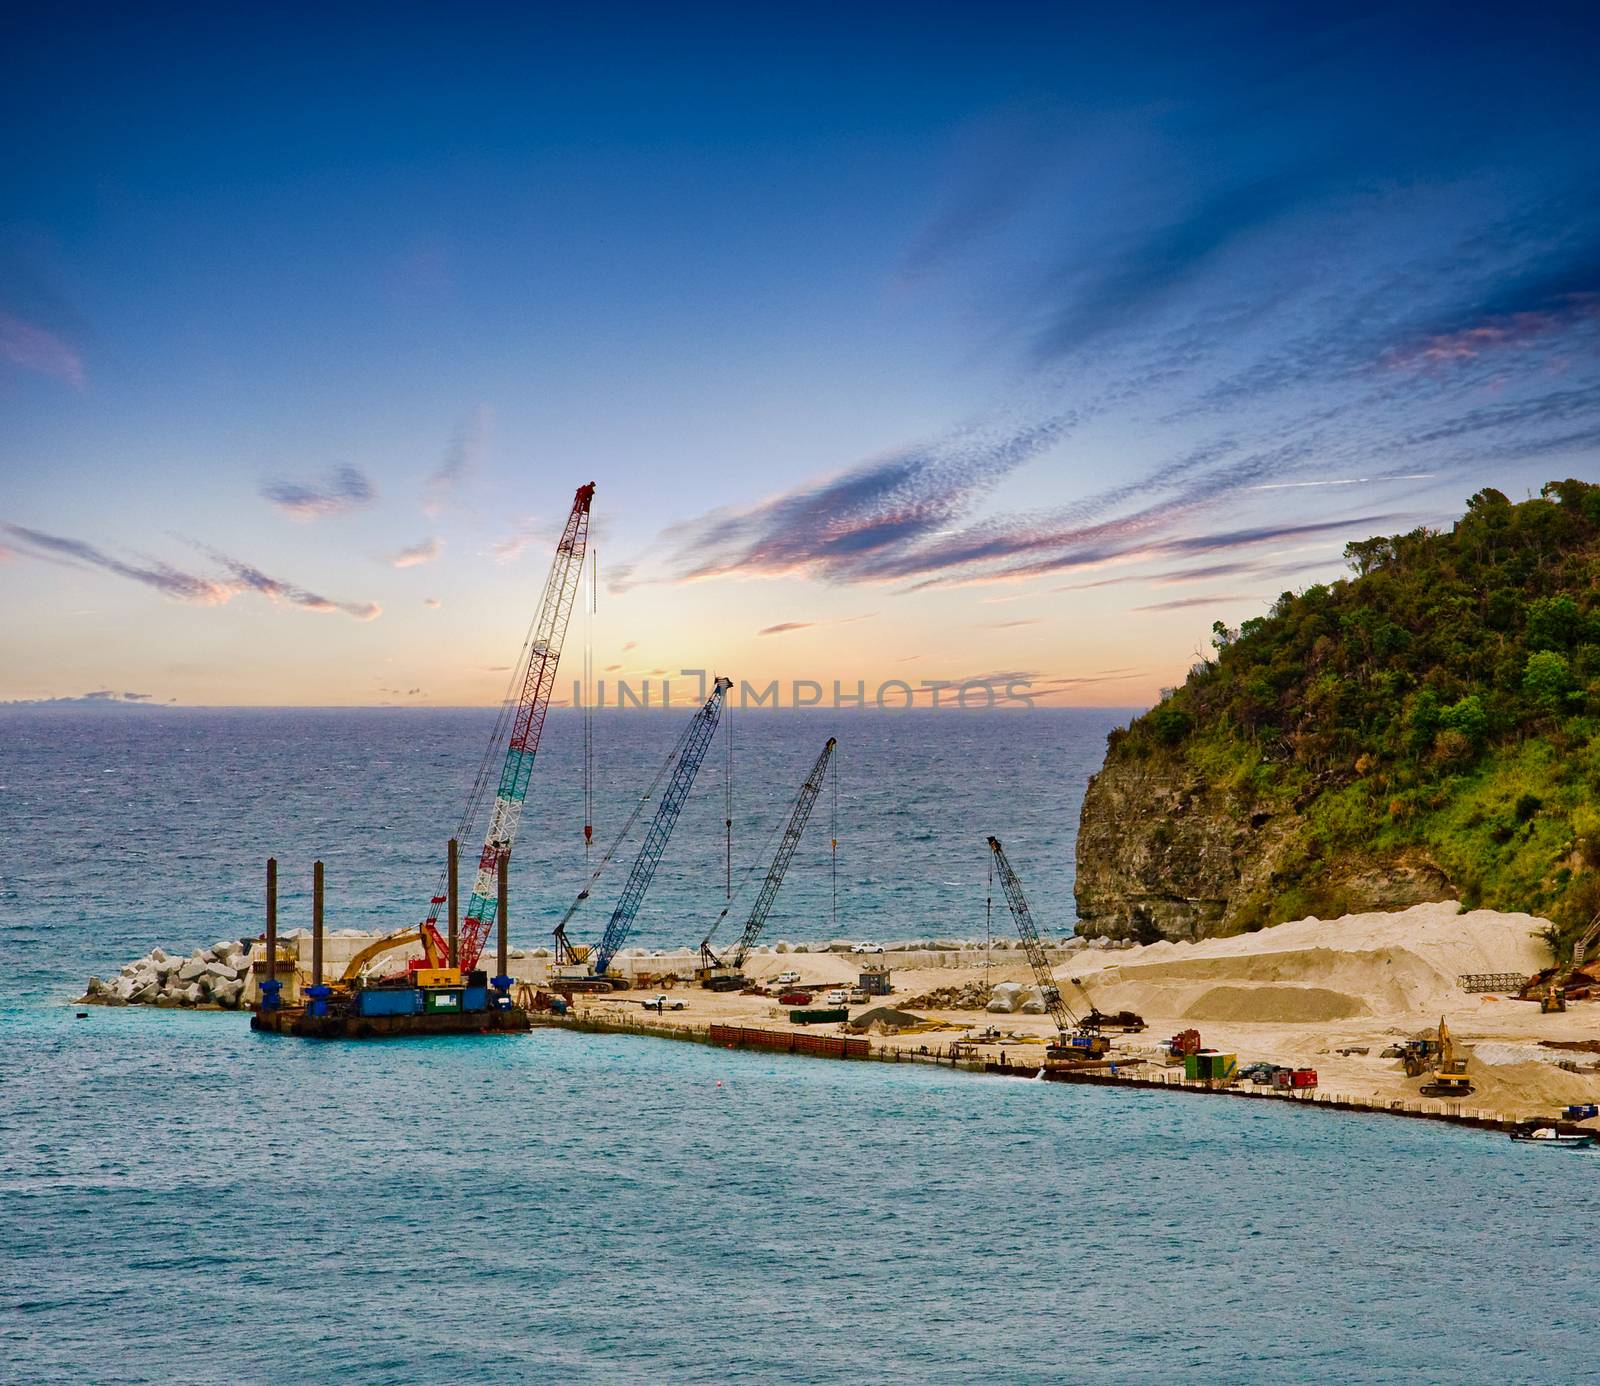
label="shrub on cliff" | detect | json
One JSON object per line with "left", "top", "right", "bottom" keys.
{"left": 1111, "top": 479, "right": 1600, "bottom": 945}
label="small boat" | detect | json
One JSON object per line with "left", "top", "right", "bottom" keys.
{"left": 1510, "top": 1127, "right": 1595, "bottom": 1148}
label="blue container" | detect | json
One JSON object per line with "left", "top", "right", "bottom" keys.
{"left": 357, "top": 987, "right": 419, "bottom": 1018}
{"left": 462, "top": 984, "right": 488, "bottom": 1012}
{"left": 1564, "top": 1103, "right": 1598, "bottom": 1120}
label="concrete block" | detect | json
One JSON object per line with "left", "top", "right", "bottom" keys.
{"left": 177, "top": 958, "right": 208, "bottom": 982}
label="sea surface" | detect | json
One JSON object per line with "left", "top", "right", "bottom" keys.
{"left": 2, "top": 708, "right": 1591, "bottom": 1384}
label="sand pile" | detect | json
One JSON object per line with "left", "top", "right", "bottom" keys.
{"left": 1063, "top": 902, "right": 1552, "bottom": 1024}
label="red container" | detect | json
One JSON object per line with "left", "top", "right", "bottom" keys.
{"left": 1291, "top": 1068, "right": 1318, "bottom": 1088}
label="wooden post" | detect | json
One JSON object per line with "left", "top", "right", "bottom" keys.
{"left": 496, "top": 850, "right": 509, "bottom": 982}
{"left": 311, "top": 859, "right": 324, "bottom": 985}
{"left": 265, "top": 857, "right": 278, "bottom": 982}
{"left": 448, "top": 837, "right": 459, "bottom": 968}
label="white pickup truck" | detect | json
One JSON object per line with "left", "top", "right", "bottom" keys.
{"left": 641, "top": 994, "right": 686, "bottom": 1012}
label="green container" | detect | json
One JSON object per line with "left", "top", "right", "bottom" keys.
{"left": 1187, "top": 1051, "right": 1237, "bottom": 1081}
{"left": 791, "top": 1007, "right": 849, "bottom": 1025}
{"left": 422, "top": 988, "right": 464, "bottom": 1014}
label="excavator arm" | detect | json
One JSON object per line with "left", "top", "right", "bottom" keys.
{"left": 339, "top": 924, "right": 444, "bottom": 984}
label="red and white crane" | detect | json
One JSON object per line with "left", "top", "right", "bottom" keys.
{"left": 415, "top": 482, "right": 595, "bottom": 975}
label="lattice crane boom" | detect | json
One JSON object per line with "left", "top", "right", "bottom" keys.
{"left": 703, "top": 737, "right": 836, "bottom": 971}
{"left": 585, "top": 676, "right": 733, "bottom": 978}
{"left": 985, "top": 835, "right": 1083, "bottom": 1039}
{"left": 422, "top": 482, "right": 594, "bottom": 974}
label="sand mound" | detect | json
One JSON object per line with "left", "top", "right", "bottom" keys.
{"left": 1184, "top": 985, "right": 1369, "bottom": 1023}
{"left": 1064, "top": 902, "right": 1553, "bottom": 1024}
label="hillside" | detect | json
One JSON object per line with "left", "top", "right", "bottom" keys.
{"left": 1075, "top": 478, "right": 1600, "bottom": 951}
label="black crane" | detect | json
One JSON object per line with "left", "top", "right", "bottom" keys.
{"left": 698, "top": 737, "right": 837, "bottom": 990}
{"left": 985, "top": 835, "right": 1108, "bottom": 1063}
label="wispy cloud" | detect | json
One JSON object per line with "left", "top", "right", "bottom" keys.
{"left": 425, "top": 406, "right": 488, "bottom": 517}
{"left": 4, "top": 524, "right": 380, "bottom": 620}
{"left": 261, "top": 465, "right": 376, "bottom": 520}
{"left": 388, "top": 537, "right": 440, "bottom": 568}
{"left": 652, "top": 410, "right": 1076, "bottom": 587}
{"left": 759, "top": 621, "right": 814, "bottom": 636}
{"left": 423, "top": 596, "right": 441, "bottom": 609}
{"left": 491, "top": 516, "right": 545, "bottom": 564}
{"left": 0, "top": 311, "right": 85, "bottom": 388}
{"left": 204, "top": 550, "right": 381, "bottom": 620}
{"left": 1134, "top": 593, "right": 1261, "bottom": 612}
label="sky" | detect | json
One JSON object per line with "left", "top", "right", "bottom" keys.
{"left": 2, "top": 2, "right": 1598, "bottom": 708}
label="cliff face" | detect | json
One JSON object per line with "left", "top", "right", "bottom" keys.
{"left": 1071, "top": 482, "right": 1600, "bottom": 944}
{"left": 1073, "top": 757, "right": 1456, "bottom": 940}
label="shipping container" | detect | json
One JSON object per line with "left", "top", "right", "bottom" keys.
{"left": 422, "top": 988, "right": 463, "bottom": 1014}
{"left": 791, "top": 1007, "right": 849, "bottom": 1025}
{"left": 356, "top": 987, "right": 419, "bottom": 1018}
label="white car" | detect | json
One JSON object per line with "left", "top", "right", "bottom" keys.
{"left": 774, "top": 970, "right": 801, "bottom": 985}
{"left": 825, "top": 989, "right": 848, "bottom": 1005}
{"left": 850, "top": 942, "right": 884, "bottom": 954}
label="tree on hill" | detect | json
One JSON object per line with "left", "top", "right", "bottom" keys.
{"left": 1110, "top": 478, "right": 1600, "bottom": 947}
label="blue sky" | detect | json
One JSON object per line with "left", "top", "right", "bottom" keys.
{"left": 2, "top": 3, "right": 1597, "bottom": 705}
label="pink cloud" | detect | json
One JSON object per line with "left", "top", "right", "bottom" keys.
{"left": 1385, "top": 294, "right": 1600, "bottom": 370}
{"left": 0, "top": 312, "right": 85, "bottom": 388}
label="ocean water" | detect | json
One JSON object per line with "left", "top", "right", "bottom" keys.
{"left": 2, "top": 709, "right": 1591, "bottom": 1384}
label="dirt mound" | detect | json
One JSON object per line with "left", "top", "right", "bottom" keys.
{"left": 845, "top": 1007, "right": 924, "bottom": 1034}
{"left": 1183, "top": 985, "right": 1369, "bottom": 1023}
{"left": 1063, "top": 903, "right": 1553, "bottom": 1024}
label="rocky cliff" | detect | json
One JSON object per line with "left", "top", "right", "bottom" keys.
{"left": 1073, "top": 756, "right": 1455, "bottom": 941}
{"left": 1073, "top": 480, "right": 1600, "bottom": 944}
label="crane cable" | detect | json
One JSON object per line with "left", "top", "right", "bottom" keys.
{"left": 830, "top": 745, "right": 838, "bottom": 932}
{"left": 701, "top": 790, "right": 794, "bottom": 951}
{"left": 554, "top": 704, "right": 701, "bottom": 934}
{"left": 723, "top": 700, "right": 734, "bottom": 901}
{"left": 985, "top": 853, "right": 994, "bottom": 979}
{"left": 583, "top": 549, "right": 595, "bottom": 857}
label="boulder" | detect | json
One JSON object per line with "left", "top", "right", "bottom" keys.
{"left": 178, "top": 983, "right": 202, "bottom": 1006}
{"left": 178, "top": 958, "right": 208, "bottom": 982}
{"left": 930, "top": 939, "right": 960, "bottom": 952}
{"left": 202, "top": 962, "right": 237, "bottom": 983}
{"left": 793, "top": 943, "right": 809, "bottom": 953}
{"left": 986, "top": 982, "right": 1025, "bottom": 1014}
{"left": 85, "top": 975, "right": 107, "bottom": 997}
{"left": 774, "top": 940, "right": 790, "bottom": 953}
{"left": 199, "top": 947, "right": 219, "bottom": 964}
{"left": 531, "top": 947, "right": 551, "bottom": 958}
{"left": 826, "top": 939, "right": 855, "bottom": 953}
{"left": 120, "top": 962, "right": 141, "bottom": 978}
{"left": 212, "top": 979, "right": 244, "bottom": 1008}
{"left": 155, "top": 993, "right": 177, "bottom": 1007}
{"left": 1019, "top": 990, "right": 1049, "bottom": 1015}
{"left": 149, "top": 947, "right": 170, "bottom": 964}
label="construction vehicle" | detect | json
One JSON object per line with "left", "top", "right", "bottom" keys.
{"left": 549, "top": 677, "right": 733, "bottom": 992}
{"left": 985, "top": 836, "right": 1110, "bottom": 1065}
{"left": 1519, "top": 908, "right": 1600, "bottom": 1012}
{"left": 1070, "top": 976, "right": 1146, "bottom": 1032}
{"left": 351, "top": 483, "right": 593, "bottom": 986}
{"left": 697, "top": 738, "right": 837, "bottom": 990}
{"left": 337, "top": 924, "right": 450, "bottom": 987}
{"left": 1418, "top": 1015, "right": 1474, "bottom": 1097}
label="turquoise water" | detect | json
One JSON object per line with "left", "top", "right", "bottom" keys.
{"left": 2, "top": 710, "right": 1591, "bottom": 1382}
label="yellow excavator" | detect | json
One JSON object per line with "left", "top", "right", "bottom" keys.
{"left": 337, "top": 925, "right": 456, "bottom": 989}
{"left": 1411, "top": 1016, "right": 1473, "bottom": 1098}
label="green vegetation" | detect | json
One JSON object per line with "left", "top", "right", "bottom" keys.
{"left": 1109, "top": 479, "right": 1600, "bottom": 949}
